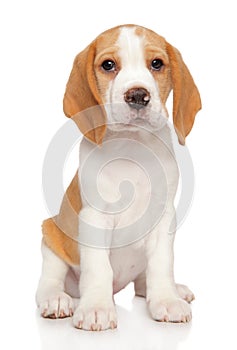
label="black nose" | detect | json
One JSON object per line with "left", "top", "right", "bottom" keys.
{"left": 124, "top": 88, "right": 150, "bottom": 110}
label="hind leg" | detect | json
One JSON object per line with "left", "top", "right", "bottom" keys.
{"left": 36, "top": 242, "right": 74, "bottom": 318}
{"left": 176, "top": 283, "right": 195, "bottom": 303}
{"left": 134, "top": 272, "right": 194, "bottom": 302}
{"left": 134, "top": 271, "right": 146, "bottom": 297}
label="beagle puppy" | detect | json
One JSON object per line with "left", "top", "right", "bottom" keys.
{"left": 36, "top": 24, "right": 201, "bottom": 331}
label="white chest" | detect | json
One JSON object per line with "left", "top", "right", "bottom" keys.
{"left": 78, "top": 128, "right": 178, "bottom": 247}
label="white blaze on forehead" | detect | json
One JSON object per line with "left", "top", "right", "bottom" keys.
{"left": 117, "top": 27, "right": 146, "bottom": 70}
{"left": 114, "top": 26, "right": 158, "bottom": 97}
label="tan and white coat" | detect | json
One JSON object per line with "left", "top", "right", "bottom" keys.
{"left": 36, "top": 24, "right": 201, "bottom": 331}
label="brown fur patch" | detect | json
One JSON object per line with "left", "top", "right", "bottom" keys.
{"left": 42, "top": 218, "right": 80, "bottom": 266}
{"left": 42, "top": 172, "right": 81, "bottom": 266}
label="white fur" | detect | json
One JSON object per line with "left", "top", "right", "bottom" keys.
{"left": 73, "top": 245, "right": 117, "bottom": 330}
{"left": 36, "top": 243, "right": 74, "bottom": 318}
{"left": 36, "top": 26, "right": 193, "bottom": 330}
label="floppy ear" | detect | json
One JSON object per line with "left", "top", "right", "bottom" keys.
{"left": 166, "top": 43, "right": 201, "bottom": 145}
{"left": 63, "top": 42, "right": 106, "bottom": 144}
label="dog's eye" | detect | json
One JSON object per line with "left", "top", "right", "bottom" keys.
{"left": 151, "top": 59, "right": 164, "bottom": 71}
{"left": 101, "top": 60, "right": 116, "bottom": 71}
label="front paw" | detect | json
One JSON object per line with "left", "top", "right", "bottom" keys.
{"left": 73, "top": 299, "right": 117, "bottom": 331}
{"left": 148, "top": 298, "right": 192, "bottom": 323}
{"left": 37, "top": 292, "right": 74, "bottom": 319}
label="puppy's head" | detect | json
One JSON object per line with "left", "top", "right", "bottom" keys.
{"left": 63, "top": 25, "right": 201, "bottom": 145}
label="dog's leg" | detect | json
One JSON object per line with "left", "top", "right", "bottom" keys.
{"left": 73, "top": 244, "right": 117, "bottom": 331}
{"left": 134, "top": 272, "right": 195, "bottom": 303}
{"left": 36, "top": 242, "right": 74, "bottom": 318}
{"left": 146, "top": 207, "right": 192, "bottom": 323}
{"left": 134, "top": 271, "right": 146, "bottom": 297}
{"left": 72, "top": 207, "right": 117, "bottom": 331}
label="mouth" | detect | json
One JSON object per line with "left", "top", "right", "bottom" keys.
{"left": 106, "top": 103, "right": 167, "bottom": 131}
{"left": 127, "top": 108, "right": 150, "bottom": 121}
{"left": 125, "top": 108, "right": 152, "bottom": 126}
{"left": 124, "top": 108, "right": 168, "bottom": 132}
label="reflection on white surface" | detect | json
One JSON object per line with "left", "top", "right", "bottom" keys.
{"left": 36, "top": 293, "right": 191, "bottom": 350}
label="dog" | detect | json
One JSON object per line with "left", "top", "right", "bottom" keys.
{"left": 36, "top": 24, "right": 201, "bottom": 331}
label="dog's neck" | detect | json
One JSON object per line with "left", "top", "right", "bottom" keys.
{"left": 104, "top": 123, "right": 174, "bottom": 153}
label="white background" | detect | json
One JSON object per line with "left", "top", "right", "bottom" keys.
{"left": 1, "top": 0, "right": 237, "bottom": 349}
